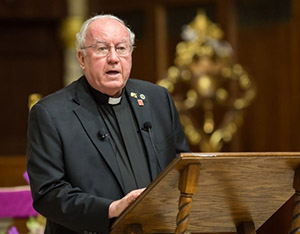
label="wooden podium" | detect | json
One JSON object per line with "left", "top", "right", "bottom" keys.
{"left": 110, "top": 152, "right": 300, "bottom": 234}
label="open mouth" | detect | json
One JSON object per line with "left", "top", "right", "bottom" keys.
{"left": 106, "top": 70, "right": 120, "bottom": 75}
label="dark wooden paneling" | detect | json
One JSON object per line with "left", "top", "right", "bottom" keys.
{"left": 0, "top": 0, "right": 66, "bottom": 19}
{"left": 0, "top": 2, "right": 66, "bottom": 154}
{"left": 0, "top": 155, "right": 26, "bottom": 187}
{"left": 289, "top": 0, "right": 300, "bottom": 151}
{"left": 236, "top": 0, "right": 299, "bottom": 152}
{"left": 237, "top": 23, "right": 293, "bottom": 151}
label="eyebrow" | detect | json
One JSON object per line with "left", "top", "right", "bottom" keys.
{"left": 94, "top": 39, "right": 129, "bottom": 45}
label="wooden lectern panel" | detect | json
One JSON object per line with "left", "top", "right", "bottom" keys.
{"left": 110, "top": 152, "right": 300, "bottom": 233}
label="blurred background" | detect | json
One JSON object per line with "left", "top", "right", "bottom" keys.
{"left": 1, "top": 0, "right": 300, "bottom": 155}
{"left": 0, "top": 0, "right": 299, "bottom": 233}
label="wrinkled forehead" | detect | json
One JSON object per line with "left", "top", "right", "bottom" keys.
{"left": 86, "top": 18, "right": 130, "bottom": 44}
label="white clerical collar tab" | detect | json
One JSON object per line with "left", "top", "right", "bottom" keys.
{"left": 108, "top": 96, "right": 122, "bottom": 105}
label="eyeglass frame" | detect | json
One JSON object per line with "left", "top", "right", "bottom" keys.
{"left": 80, "top": 40, "right": 134, "bottom": 57}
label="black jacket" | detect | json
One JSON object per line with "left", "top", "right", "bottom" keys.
{"left": 27, "top": 76, "right": 190, "bottom": 234}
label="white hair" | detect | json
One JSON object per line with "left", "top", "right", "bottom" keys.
{"left": 75, "top": 14, "right": 135, "bottom": 52}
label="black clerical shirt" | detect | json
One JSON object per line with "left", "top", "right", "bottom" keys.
{"left": 89, "top": 86, "right": 152, "bottom": 194}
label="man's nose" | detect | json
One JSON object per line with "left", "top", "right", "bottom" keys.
{"left": 107, "top": 47, "right": 120, "bottom": 62}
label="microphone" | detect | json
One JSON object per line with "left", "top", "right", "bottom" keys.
{"left": 143, "top": 121, "right": 152, "bottom": 132}
{"left": 98, "top": 128, "right": 108, "bottom": 140}
{"left": 142, "top": 121, "right": 162, "bottom": 173}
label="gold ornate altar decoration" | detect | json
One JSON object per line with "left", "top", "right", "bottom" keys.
{"left": 157, "top": 11, "right": 256, "bottom": 152}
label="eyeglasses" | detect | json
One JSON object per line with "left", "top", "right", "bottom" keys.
{"left": 81, "top": 42, "right": 132, "bottom": 57}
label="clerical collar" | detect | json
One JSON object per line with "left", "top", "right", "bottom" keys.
{"left": 108, "top": 96, "right": 122, "bottom": 105}
{"left": 89, "top": 85, "right": 123, "bottom": 105}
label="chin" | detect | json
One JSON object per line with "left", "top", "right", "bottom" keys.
{"left": 105, "top": 85, "right": 124, "bottom": 96}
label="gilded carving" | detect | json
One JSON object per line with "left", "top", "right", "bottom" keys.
{"left": 158, "top": 11, "right": 256, "bottom": 152}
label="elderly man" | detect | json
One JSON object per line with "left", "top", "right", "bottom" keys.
{"left": 27, "top": 14, "right": 190, "bottom": 234}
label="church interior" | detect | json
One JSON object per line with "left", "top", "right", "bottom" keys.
{"left": 0, "top": 0, "right": 300, "bottom": 233}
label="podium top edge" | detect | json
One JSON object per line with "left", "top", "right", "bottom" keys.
{"left": 180, "top": 152, "right": 300, "bottom": 158}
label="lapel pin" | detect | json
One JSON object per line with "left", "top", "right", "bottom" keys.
{"left": 140, "top": 94, "right": 146, "bottom": 100}
{"left": 130, "top": 92, "right": 137, "bottom": 98}
{"left": 137, "top": 99, "right": 144, "bottom": 106}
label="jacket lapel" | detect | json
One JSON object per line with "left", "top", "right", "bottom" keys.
{"left": 125, "top": 81, "right": 152, "bottom": 129}
{"left": 72, "top": 78, "right": 125, "bottom": 193}
{"left": 125, "top": 81, "right": 161, "bottom": 179}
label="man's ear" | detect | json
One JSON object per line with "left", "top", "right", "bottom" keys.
{"left": 77, "top": 50, "right": 85, "bottom": 70}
